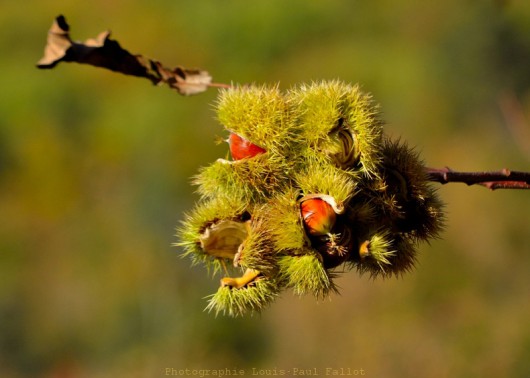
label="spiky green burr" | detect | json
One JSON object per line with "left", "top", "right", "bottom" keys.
{"left": 177, "top": 81, "right": 445, "bottom": 316}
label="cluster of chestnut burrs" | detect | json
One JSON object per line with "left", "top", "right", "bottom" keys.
{"left": 177, "top": 81, "right": 444, "bottom": 316}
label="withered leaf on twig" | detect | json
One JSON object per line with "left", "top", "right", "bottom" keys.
{"left": 37, "top": 15, "right": 218, "bottom": 96}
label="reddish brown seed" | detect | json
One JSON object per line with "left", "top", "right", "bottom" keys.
{"left": 228, "top": 133, "right": 266, "bottom": 160}
{"left": 300, "top": 198, "right": 337, "bottom": 236}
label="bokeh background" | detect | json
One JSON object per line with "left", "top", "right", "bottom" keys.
{"left": 1, "top": 1, "right": 530, "bottom": 377}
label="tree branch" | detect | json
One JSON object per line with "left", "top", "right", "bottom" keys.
{"left": 36, "top": 16, "right": 530, "bottom": 192}
{"left": 426, "top": 167, "right": 530, "bottom": 190}
{"left": 36, "top": 15, "right": 231, "bottom": 95}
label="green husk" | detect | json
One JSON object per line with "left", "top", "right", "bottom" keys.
{"left": 205, "top": 277, "right": 281, "bottom": 317}
{"left": 278, "top": 253, "right": 337, "bottom": 298}
{"left": 288, "top": 81, "right": 346, "bottom": 146}
{"left": 289, "top": 80, "right": 384, "bottom": 175}
{"left": 342, "top": 83, "right": 384, "bottom": 176}
{"left": 355, "top": 231, "right": 419, "bottom": 278}
{"left": 261, "top": 188, "right": 308, "bottom": 253}
{"left": 176, "top": 80, "right": 446, "bottom": 316}
{"left": 235, "top": 217, "right": 278, "bottom": 276}
{"left": 294, "top": 156, "right": 358, "bottom": 208}
{"left": 194, "top": 153, "right": 291, "bottom": 206}
{"left": 175, "top": 197, "right": 248, "bottom": 275}
{"left": 357, "top": 229, "right": 396, "bottom": 274}
{"left": 216, "top": 84, "right": 299, "bottom": 158}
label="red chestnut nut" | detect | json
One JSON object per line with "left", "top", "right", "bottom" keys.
{"left": 228, "top": 133, "right": 266, "bottom": 161}
{"left": 300, "top": 198, "right": 337, "bottom": 236}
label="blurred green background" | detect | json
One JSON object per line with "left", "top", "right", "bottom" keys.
{"left": 1, "top": 1, "right": 530, "bottom": 377}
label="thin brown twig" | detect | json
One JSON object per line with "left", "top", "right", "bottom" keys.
{"left": 426, "top": 167, "right": 530, "bottom": 190}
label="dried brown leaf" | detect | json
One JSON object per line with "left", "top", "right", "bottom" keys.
{"left": 37, "top": 15, "right": 215, "bottom": 96}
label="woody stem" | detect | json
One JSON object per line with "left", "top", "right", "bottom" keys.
{"left": 426, "top": 167, "right": 530, "bottom": 190}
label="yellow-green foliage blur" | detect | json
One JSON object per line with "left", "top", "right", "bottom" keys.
{"left": 1, "top": 1, "right": 530, "bottom": 377}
